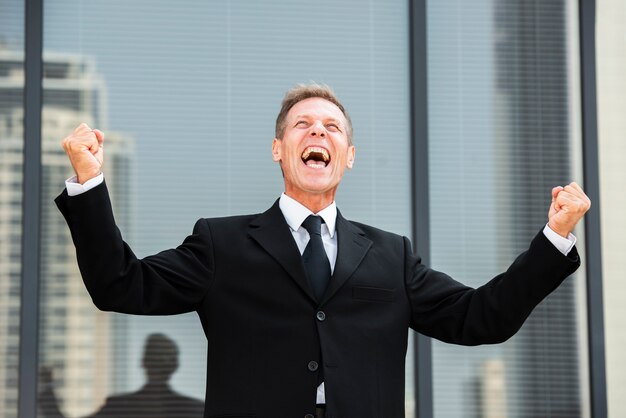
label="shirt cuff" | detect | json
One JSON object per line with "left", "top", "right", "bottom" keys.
{"left": 65, "top": 173, "right": 104, "bottom": 196}
{"left": 542, "top": 224, "right": 576, "bottom": 256}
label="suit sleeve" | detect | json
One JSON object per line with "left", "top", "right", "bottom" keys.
{"left": 55, "top": 180, "right": 214, "bottom": 315}
{"left": 405, "top": 231, "right": 580, "bottom": 345}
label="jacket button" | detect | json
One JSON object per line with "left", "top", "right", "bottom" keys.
{"left": 308, "top": 361, "right": 319, "bottom": 372}
{"left": 305, "top": 415, "right": 314, "bottom": 418}
{"left": 316, "top": 311, "right": 326, "bottom": 321}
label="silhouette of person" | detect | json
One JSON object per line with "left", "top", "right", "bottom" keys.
{"left": 39, "top": 333, "right": 204, "bottom": 418}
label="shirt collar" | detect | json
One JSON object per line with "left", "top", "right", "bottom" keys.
{"left": 279, "top": 193, "right": 337, "bottom": 238}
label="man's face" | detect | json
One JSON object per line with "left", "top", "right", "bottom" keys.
{"left": 272, "top": 97, "right": 355, "bottom": 205}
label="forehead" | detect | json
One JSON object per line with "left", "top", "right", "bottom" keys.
{"left": 287, "top": 97, "right": 346, "bottom": 122}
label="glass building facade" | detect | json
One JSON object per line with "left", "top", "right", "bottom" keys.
{"left": 0, "top": 0, "right": 619, "bottom": 417}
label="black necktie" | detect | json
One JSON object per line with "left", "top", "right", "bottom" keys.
{"left": 301, "top": 215, "right": 331, "bottom": 301}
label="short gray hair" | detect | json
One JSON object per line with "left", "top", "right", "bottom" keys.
{"left": 275, "top": 83, "right": 353, "bottom": 145}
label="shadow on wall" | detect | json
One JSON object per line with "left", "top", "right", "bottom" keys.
{"left": 38, "top": 333, "right": 205, "bottom": 418}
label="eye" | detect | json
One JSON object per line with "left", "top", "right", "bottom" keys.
{"left": 295, "top": 120, "right": 309, "bottom": 127}
{"left": 326, "top": 123, "right": 341, "bottom": 132}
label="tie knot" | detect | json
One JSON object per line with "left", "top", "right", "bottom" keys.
{"left": 301, "top": 215, "right": 322, "bottom": 236}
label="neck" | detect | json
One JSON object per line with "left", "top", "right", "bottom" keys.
{"left": 284, "top": 189, "right": 335, "bottom": 214}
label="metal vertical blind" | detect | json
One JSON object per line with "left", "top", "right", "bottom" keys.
{"left": 427, "top": 0, "right": 589, "bottom": 417}
{"left": 36, "top": 0, "right": 414, "bottom": 416}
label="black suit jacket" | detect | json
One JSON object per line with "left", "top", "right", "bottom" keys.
{"left": 56, "top": 181, "right": 580, "bottom": 418}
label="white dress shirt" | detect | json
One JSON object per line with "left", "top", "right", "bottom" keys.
{"left": 278, "top": 193, "right": 338, "bottom": 272}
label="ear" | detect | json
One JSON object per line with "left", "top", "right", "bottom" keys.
{"left": 272, "top": 138, "right": 282, "bottom": 162}
{"left": 346, "top": 145, "right": 355, "bottom": 169}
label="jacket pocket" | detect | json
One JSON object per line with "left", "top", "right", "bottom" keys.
{"left": 352, "top": 285, "right": 395, "bottom": 303}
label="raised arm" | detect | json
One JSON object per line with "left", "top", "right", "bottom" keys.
{"left": 407, "top": 183, "right": 590, "bottom": 345}
{"left": 56, "top": 124, "right": 214, "bottom": 315}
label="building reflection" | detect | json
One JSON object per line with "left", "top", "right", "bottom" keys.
{"left": 0, "top": 50, "right": 134, "bottom": 417}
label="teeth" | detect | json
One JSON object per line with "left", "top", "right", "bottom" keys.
{"left": 301, "top": 146, "right": 329, "bottom": 162}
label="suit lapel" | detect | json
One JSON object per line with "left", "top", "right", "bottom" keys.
{"left": 248, "top": 200, "right": 317, "bottom": 303}
{"left": 321, "top": 211, "right": 372, "bottom": 304}
{"left": 248, "top": 202, "right": 373, "bottom": 306}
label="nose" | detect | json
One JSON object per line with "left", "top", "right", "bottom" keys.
{"left": 310, "top": 120, "right": 326, "bottom": 138}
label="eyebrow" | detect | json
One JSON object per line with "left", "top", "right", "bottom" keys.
{"left": 293, "top": 115, "right": 344, "bottom": 125}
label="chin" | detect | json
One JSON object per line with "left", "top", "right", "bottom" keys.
{"left": 302, "top": 177, "right": 335, "bottom": 190}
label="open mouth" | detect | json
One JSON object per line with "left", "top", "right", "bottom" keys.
{"left": 301, "top": 146, "right": 330, "bottom": 168}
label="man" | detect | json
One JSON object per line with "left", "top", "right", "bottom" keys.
{"left": 56, "top": 84, "right": 590, "bottom": 418}
{"left": 39, "top": 334, "right": 204, "bottom": 418}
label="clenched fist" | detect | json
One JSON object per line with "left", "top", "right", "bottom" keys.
{"left": 548, "top": 182, "right": 591, "bottom": 237}
{"left": 61, "top": 123, "right": 104, "bottom": 184}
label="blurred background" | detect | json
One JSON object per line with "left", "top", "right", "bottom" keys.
{"left": 0, "top": 0, "right": 623, "bottom": 417}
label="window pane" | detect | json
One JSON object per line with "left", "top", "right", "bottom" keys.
{"left": 597, "top": 0, "right": 626, "bottom": 416}
{"left": 39, "top": 1, "right": 413, "bottom": 416}
{"left": 427, "top": 1, "right": 589, "bottom": 417}
{"left": 0, "top": 1, "right": 24, "bottom": 417}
